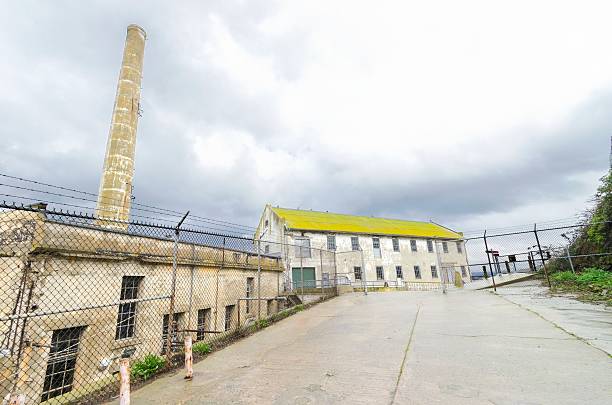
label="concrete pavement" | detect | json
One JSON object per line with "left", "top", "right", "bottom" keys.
{"left": 496, "top": 280, "right": 612, "bottom": 355}
{"left": 119, "top": 291, "right": 612, "bottom": 404}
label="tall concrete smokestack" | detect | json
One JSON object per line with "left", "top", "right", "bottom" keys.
{"left": 96, "top": 24, "right": 146, "bottom": 228}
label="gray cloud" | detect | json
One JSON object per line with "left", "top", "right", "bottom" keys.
{"left": 0, "top": 1, "right": 609, "bottom": 234}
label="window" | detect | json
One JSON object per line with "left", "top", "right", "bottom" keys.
{"left": 373, "top": 237, "right": 382, "bottom": 258}
{"left": 431, "top": 265, "right": 438, "bottom": 278}
{"left": 414, "top": 265, "right": 422, "bottom": 279}
{"left": 351, "top": 236, "right": 360, "bottom": 251}
{"left": 396, "top": 266, "right": 403, "bottom": 279}
{"left": 376, "top": 266, "right": 384, "bottom": 280}
{"left": 225, "top": 305, "right": 235, "bottom": 331}
{"left": 264, "top": 245, "right": 270, "bottom": 254}
{"left": 264, "top": 219, "right": 269, "bottom": 228}
{"left": 161, "top": 312, "right": 183, "bottom": 354}
{"left": 442, "top": 241, "right": 448, "bottom": 253}
{"left": 456, "top": 241, "right": 463, "bottom": 254}
{"left": 354, "top": 266, "right": 362, "bottom": 280}
{"left": 295, "top": 237, "right": 311, "bottom": 258}
{"left": 327, "top": 235, "right": 336, "bottom": 251}
{"left": 246, "top": 277, "right": 255, "bottom": 313}
{"left": 196, "top": 308, "right": 210, "bottom": 341}
{"left": 115, "top": 276, "right": 143, "bottom": 340}
{"left": 427, "top": 240, "right": 434, "bottom": 253}
{"left": 41, "top": 326, "right": 86, "bottom": 401}
{"left": 461, "top": 266, "right": 467, "bottom": 277}
{"left": 392, "top": 237, "right": 400, "bottom": 252}
{"left": 410, "top": 240, "right": 417, "bottom": 252}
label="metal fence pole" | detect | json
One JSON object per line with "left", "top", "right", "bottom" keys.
{"left": 257, "top": 239, "right": 261, "bottom": 320}
{"left": 300, "top": 255, "right": 304, "bottom": 301}
{"left": 483, "top": 230, "right": 497, "bottom": 292}
{"left": 320, "top": 249, "right": 324, "bottom": 294}
{"left": 359, "top": 247, "right": 368, "bottom": 295}
{"left": 566, "top": 247, "right": 576, "bottom": 274}
{"left": 534, "top": 223, "right": 552, "bottom": 288}
{"left": 435, "top": 241, "right": 446, "bottom": 293}
{"left": 167, "top": 211, "right": 189, "bottom": 356}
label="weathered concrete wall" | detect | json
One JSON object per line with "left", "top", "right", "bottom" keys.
{"left": 0, "top": 209, "right": 284, "bottom": 404}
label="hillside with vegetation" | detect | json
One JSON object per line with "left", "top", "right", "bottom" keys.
{"left": 549, "top": 171, "right": 611, "bottom": 304}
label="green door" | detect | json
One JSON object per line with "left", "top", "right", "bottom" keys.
{"left": 292, "top": 267, "right": 316, "bottom": 289}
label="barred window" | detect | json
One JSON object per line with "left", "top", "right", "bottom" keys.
{"left": 392, "top": 237, "right": 400, "bottom": 252}
{"left": 327, "top": 235, "right": 336, "bottom": 250}
{"left": 161, "top": 312, "right": 183, "bottom": 354}
{"left": 410, "top": 240, "right": 417, "bottom": 252}
{"left": 115, "top": 276, "right": 143, "bottom": 340}
{"left": 427, "top": 240, "right": 434, "bottom": 253}
{"left": 396, "top": 265, "right": 403, "bottom": 279}
{"left": 376, "top": 266, "right": 384, "bottom": 280}
{"left": 351, "top": 237, "right": 360, "bottom": 251}
{"left": 431, "top": 265, "right": 438, "bottom": 278}
{"left": 354, "top": 266, "right": 362, "bottom": 280}
{"left": 442, "top": 241, "right": 449, "bottom": 253}
{"left": 225, "top": 305, "right": 235, "bottom": 331}
{"left": 197, "top": 308, "right": 210, "bottom": 341}
{"left": 414, "top": 265, "right": 422, "bottom": 279}
{"left": 41, "top": 326, "right": 86, "bottom": 402}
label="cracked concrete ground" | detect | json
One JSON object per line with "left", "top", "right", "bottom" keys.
{"left": 116, "top": 291, "right": 612, "bottom": 404}
{"left": 495, "top": 279, "right": 612, "bottom": 355}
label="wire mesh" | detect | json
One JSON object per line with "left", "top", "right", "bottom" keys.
{"left": 0, "top": 203, "right": 338, "bottom": 404}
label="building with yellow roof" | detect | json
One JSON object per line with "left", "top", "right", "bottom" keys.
{"left": 255, "top": 205, "right": 470, "bottom": 292}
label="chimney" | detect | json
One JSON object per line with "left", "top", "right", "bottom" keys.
{"left": 96, "top": 24, "right": 146, "bottom": 229}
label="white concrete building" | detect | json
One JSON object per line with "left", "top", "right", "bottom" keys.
{"left": 255, "top": 206, "right": 470, "bottom": 290}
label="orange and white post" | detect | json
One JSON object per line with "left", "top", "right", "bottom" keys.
{"left": 184, "top": 335, "right": 193, "bottom": 380}
{"left": 119, "top": 358, "right": 130, "bottom": 405}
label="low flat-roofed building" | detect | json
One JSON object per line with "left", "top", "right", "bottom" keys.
{"left": 0, "top": 206, "right": 284, "bottom": 404}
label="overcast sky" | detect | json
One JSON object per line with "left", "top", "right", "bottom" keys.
{"left": 0, "top": 1, "right": 610, "bottom": 234}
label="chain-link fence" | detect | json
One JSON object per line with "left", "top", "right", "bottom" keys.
{"left": 0, "top": 203, "right": 338, "bottom": 404}
{"left": 462, "top": 222, "right": 611, "bottom": 288}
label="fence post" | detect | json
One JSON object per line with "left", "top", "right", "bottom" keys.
{"left": 166, "top": 211, "right": 189, "bottom": 357}
{"left": 184, "top": 335, "right": 193, "bottom": 380}
{"left": 533, "top": 223, "right": 552, "bottom": 288}
{"left": 257, "top": 239, "right": 261, "bottom": 320}
{"left": 483, "top": 230, "right": 497, "bottom": 292}
{"left": 566, "top": 246, "right": 576, "bottom": 274}
{"left": 320, "top": 249, "right": 324, "bottom": 294}
{"left": 119, "top": 358, "right": 130, "bottom": 405}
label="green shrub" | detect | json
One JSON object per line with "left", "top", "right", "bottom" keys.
{"left": 192, "top": 342, "right": 212, "bottom": 355}
{"left": 294, "top": 304, "right": 304, "bottom": 312}
{"left": 551, "top": 271, "right": 577, "bottom": 283}
{"left": 131, "top": 354, "right": 165, "bottom": 380}
{"left": 576, "top": 268, "right": 612, "bottom": 287}
{"left": 255, "top": 319, "right": 269, "bottom": 329}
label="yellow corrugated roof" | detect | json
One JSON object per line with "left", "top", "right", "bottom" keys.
{"left": 271, "top": 207, "right": 461, "bottom": 239}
